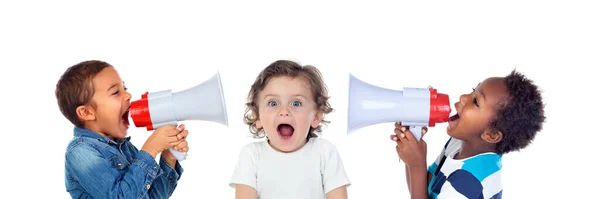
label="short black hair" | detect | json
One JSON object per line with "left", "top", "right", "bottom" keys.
{"left": 490, "top": 70, "right": 546, "bottom": 154}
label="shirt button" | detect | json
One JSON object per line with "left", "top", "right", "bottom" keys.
{"left": 117, "top": 163, "right": 122, "bottom": 167}
{"left": 153, "top": 166, "right": 157, "bottom": 170}
{"left": 146, "top": 184, "right": 151, "bottom": 189}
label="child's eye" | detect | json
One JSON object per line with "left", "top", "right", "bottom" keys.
{"left": 112, "top": 90, "right": 119, "bottom": 95}
{"left": 268, "top": 101, "right": 278, "bottom": 107}
{"left": 473, "top": 97, "right": 479, "bottom": 107}
{"left": 291, "top": 101, "right": 302, "bottom": 107}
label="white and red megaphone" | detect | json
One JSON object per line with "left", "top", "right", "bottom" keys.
{"left": 129, "top": 72, "right": 228, "bottom": 161}
{"left": 347, "top": 74, "right": 451, "bottom": 141}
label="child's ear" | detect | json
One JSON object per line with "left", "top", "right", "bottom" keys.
{"left": 311, "top": 111, "right": 323, "bottom": 128}
{"left": 76, "top": 105, "right": 96, "bottom": 122}
{"left": 255, "top": 120, "right": 262, "bottom": 129}
{"left": 481, "top": 128, "right": 503, "bottom": 144}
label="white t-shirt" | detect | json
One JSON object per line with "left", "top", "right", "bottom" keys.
{"left": 229, "top": 137, "right": 351, "bottom": 199}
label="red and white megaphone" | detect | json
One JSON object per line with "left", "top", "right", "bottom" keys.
{"left": 347, "top": 74, "right": 451, "bottom": 141}
{"left": 129, "top": 72, "right": 228, "bottom": 161}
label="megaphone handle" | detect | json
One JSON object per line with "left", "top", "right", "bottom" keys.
{"left": 153, "top": 121, "right": 188, "bottom": 162}
{"left": 409, "top": 126, "right": 424, "bottom": 141}
{"left": 169, "top": 147, "right": 188, "bottom": 161}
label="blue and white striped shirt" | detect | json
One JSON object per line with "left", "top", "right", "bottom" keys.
{"left": 427, "top": 138, "right": 503, "bottom": 199}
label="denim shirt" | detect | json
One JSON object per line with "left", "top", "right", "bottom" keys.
{"left": 65, "top": 127, "right": 184, "bottom": 199}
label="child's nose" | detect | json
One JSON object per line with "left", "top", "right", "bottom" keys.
{"left": 279, "top": 107, "right": 290, "bottom": 116}
{"left": 124, "top": 91, "right": 132, "bottom": 101}
{"left": 459, "top": 94, "right": 469, "bottom": 104}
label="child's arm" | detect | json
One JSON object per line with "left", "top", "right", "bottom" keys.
{"left": 235, "top": 184, "right": 258, "bottom": 199}
{"left": 147, "top": 127, "right": 188, "bottom": 198}
{"left": 230, "top": 144, "right": 258, "bottom": 199}
{"left": 405, "top": 164, "right": 410, "bottom": 191}
{"left": 66, "top": 143, "right": 167, "bottom": 199}
{"left": 405, "top": 162, "right": 434, "bottom": 193}
{"left": 407, "top": 166, "right": 429, "bottom": 199}
{"left": 396, "top": 123, "right": 433, "bottom": 194}
{"left": 393, "top": 125, "right": 429, "bottom": 199}
{"left": 326, "top": 186, "right": 348, "bottom": 199}
{"left": 145, "top": 150, "right": 185, "bottom": 198}
{"left": 322, "top": 141, "right": 351, "bottom": 199}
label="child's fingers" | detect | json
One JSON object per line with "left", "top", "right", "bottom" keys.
{"left": 179, "top": 146, "right": 189, "bottom": 152}
{"left": 394, "top": 127, "right": 406, "bottom": 143}
{"left": 177, "top": 124, "right": 186, "bottom": 132}
{"left": 161, "top": 128, "right": 180, "bottom": 136}
{"left": 169, "top": 139, "right": 185, "bottom": 148}
{"left": 174, "top": 140, "right": 188, "bottom": 152}
{"left": 402, "top": 127, "right": 416, "bottom": 141}
{"left": 177, "top": 130, "right": 189, "bottom": 140}
{"left": 166, "top": 135, "right": 181, "bottom": 144}
{"left": 395, "top": 122, "right": 403, "bottom": 128}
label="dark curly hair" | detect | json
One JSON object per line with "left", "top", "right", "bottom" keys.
{"left": 490, "top": 70, "right": 546, "bottom": 154}
{"left": 244, "top": 60, "right": 333, "bottom": 139}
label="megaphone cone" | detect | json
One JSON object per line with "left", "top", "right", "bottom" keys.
{"left": 347, "top": 74, "right": 451, "bottom": 140}
{"left": 129, "top": 72, "right": 228, "bottom": 161}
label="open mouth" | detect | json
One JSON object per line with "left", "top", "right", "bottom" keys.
{"left": 449, "top": 113, "right": 460, "bottom": 122}
{"left": 447, "top": 113, "right": 460, "bottom": 130}
{"left": 277, "top": 123, "right": 294, "bottom": 140}
{"left": 122, "top": 109, "right": 130, "bottom": 127}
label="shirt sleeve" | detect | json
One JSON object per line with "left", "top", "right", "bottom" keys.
{"left": 147, "top": 156, "right": 184, "bottom": 198}
{"left": 229, "top": 144, "right": 258, "bottom": 191}
{"left": 320, "top": 141, "right": 351, "bottom": 194}
{"left": 65, "top": 142, "right": 162, "bottom": 199}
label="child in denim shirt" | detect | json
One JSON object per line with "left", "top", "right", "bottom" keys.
{"left": 56, "top": 60, "right": 190, "bottom": 198}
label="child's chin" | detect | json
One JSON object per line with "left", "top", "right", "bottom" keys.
{"left": 273, "top": 141, "right": 298, "bottom": 151}
{"left": 446, "top": 127, "right": 455, "bottom": 135}
{"left": 114, "top": 131, "right": 128, "bottom": 139}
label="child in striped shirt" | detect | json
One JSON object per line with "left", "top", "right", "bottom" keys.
{"left": 391, "top": 70, "right": 546, "bottom": 199}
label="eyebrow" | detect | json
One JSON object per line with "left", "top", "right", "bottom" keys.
{"left": 107, "top": 81, "right": 125, "bottom": 92}
{"left": 263, "top": 94, "right": 278, "bottom": 99}
{"left": 107, "top": 84, "right": 118, "bottom": 92}
{"left": 263, "top": 94, "right": 308, "bottom": 100}
{"left": 473, "top": 82, "right": 486, "bottom": 102}
{"left": 478, "top": 89, "right": 485, "bottom": 99}
{"left": 294, "top": 95, "right": 308, "bottom": 100}
{"left": 477, "top": 87, "right": 486, "bottom": 102}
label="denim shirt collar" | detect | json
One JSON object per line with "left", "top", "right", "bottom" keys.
{"left": 73, "top": 126, "right": 131, "bottom": 146}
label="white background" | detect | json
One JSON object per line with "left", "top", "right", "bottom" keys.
{"left": 1, "top": 1, "right": 598, "bottom": 198}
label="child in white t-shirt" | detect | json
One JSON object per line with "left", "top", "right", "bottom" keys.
{"left": 230, "top": 60, "right": 351, "bottom": 199}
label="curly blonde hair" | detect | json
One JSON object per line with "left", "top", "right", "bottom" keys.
{"left": 244, "top": 60, "right": 333, "bottom": 139}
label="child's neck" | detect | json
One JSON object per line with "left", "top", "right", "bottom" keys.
{"left": 455, "top": 139, "right": 497, "bottom": 159}
{"left": 268, "top": 139, "right": 308, "bottom": 153}
{"left": 83, "top": 123, "right": 115, "bottom": 141}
